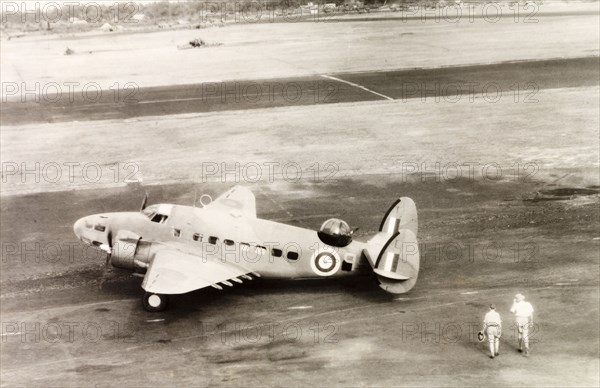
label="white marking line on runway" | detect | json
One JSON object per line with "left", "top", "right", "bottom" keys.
{"left": 146, "top": 318, "right": 165, "bottom": 323}
{"left": 137, "top": 97, "right": 206, "bottom": 105}
{"left": 288, "top": 305, "right": 313, "bottom": 310}
{"left": 321, "top": 74, "right": 394, "bottom": 101}
{"left": 461, "top": 291, "right": 480, "bottom": 295}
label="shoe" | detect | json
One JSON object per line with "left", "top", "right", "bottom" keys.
{"left": 495, "top": 352, "right": 499, "bottom": 356}
{"left": 489, "top": 355, "right": 494, "bottom": 359}
{"left": 524, "top": 349, "right": 529, "bottom": 357}
{"left": 518, "top": 349, "right": 523, "bottom": 353}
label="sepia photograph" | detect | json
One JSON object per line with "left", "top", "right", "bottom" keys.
{"left": 0, "top": 0, "right": 598, "bottom": 386}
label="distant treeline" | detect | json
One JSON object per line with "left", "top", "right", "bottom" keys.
{"left": 1, "top": 0, "right": 545, "bottom": 26}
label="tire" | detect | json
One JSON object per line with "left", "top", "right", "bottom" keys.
{"left": 142, "top": 292, "right": 168, "bottom": 312}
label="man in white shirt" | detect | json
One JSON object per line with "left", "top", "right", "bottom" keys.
{"left": 483, "top": 304, "right": 502, "bottom": 359}
{"left": 510, "top": 293, "right": 534, "bottom": 356}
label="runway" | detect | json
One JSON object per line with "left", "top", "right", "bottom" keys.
{"left": 1, "top": 56, "right": 598, "bottom": 126}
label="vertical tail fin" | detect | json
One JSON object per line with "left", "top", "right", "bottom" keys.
{"left": 379, "top": 197, "right": 418, "bottom": 237}
{"left": 364, "top": 197, "right": 419, "bottom": 294}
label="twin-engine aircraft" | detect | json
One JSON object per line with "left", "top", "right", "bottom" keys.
{"left": 73, "top": 186, "right": 420, "bottom": 312}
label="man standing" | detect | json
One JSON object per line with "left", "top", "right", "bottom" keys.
{"left": 510, "top": 293, "right": 534, "bottom": 356}
{"left": 483, "top": 304, "right": 502, "bottom": 359}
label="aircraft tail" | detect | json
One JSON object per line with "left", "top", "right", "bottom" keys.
{"left": 373, "top": 230, "right": 419, "bottom": 294}
{"left": 365, "top": 197, "right": 419, "bottom": 294}
{"left": 379, "top": 197, "right": 418, "bottom": 237}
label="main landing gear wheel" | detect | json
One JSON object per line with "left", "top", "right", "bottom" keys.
{"left": 142, "top": 292, "right": 168, "bottom": 312}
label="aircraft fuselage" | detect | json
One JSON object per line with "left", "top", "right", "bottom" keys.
{"left": 74, "top": 203, "right": 368, "bottom": 279}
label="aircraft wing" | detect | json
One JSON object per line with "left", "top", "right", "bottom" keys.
{"left": 206, "top": 185, "right": 256, "bottom": 218}
{"left": 142, "top": 249, "right": 255, "bottom": 294}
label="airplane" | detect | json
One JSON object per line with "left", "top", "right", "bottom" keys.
{"left": 73, "top": 186, "right": 420, "bottom": 312}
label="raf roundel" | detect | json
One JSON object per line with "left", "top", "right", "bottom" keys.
{"left": 310, "top": 249, "right": 342, "bottom": 276}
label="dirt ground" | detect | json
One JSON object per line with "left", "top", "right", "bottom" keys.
{"left": 2, "top": 85, "right": 598, "bottom": 194}
{"left": 2, "top": 5, "right": 598, "bottom": 94}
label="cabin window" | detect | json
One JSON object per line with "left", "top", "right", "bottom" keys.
{"left": 253, "top": 246, "right": 267, "bottom": 257}
{"left": 209, "top": 236, "right": 218, "bottom": 245}
{"left": 94, "top": 224, "right": 106, "bottom": 232}
{"left": 224, "top": 239, "right": 235, "bottom": 246}
{"left": 173, "top": 228, "right": 181, "bottom": 237}
{"left": 193, "top": 233, "right": 202, "bottom": 241}
{"left": 271, "top": 248, "right": 282, "bottom": 257}
{"left": 287, "top": 251, "right": 299, "bottom": 261}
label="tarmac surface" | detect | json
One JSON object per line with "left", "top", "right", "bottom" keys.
{"left": 1, "top": 56, "right": 598, "bottom": 126}
{"left": 1, "top": 13, "right": 599, "bottom": 387}
{"left": 1, "top": 178, "right": 599, "bottom": 386}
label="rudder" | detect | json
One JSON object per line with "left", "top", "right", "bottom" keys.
{"left": 374, "top": 229, "right": 420, "bottom": 294}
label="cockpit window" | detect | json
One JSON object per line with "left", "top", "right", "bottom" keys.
{"left": 151, "top": 214, "right": 168, "bottom": 224}
{"left": 144, "top": 205, "right": 170, "bottom": 224}
{"left": 94, "top": 224, "right": 106, "bottom": 232}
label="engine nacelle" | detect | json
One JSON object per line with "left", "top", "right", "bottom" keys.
{"left": 110, "top": 230, "right": 142, "bottom": 270}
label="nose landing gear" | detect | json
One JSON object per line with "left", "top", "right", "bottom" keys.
{"left": 142, "top": 292, "right": 169, "bottom": 312}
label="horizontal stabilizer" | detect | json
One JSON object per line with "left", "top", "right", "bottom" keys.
{"left": 373, "top": 269, "right": 411, "bottom": 280}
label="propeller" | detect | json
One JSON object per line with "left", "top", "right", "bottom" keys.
{"left": 99, "top": 228, "right": 113, "bottom": 289}
{"left": 140, "top": 192, "right": 148, "bottom": 212}
{"left": 104, "top": 229, "right": 113, "bottom": 263}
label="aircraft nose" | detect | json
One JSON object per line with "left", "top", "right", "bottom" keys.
{"left": 73, "top": 217, "right": 85, "bottom": 239}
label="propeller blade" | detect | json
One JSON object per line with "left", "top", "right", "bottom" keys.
{"left": 140, "top": 192, "right": 148, "bottom": 212}
{"left": 104, "top": 229, "right": 113, "bottom": 266}
{"left": 100, "top": 228, "right": 113, "bottom": 289}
